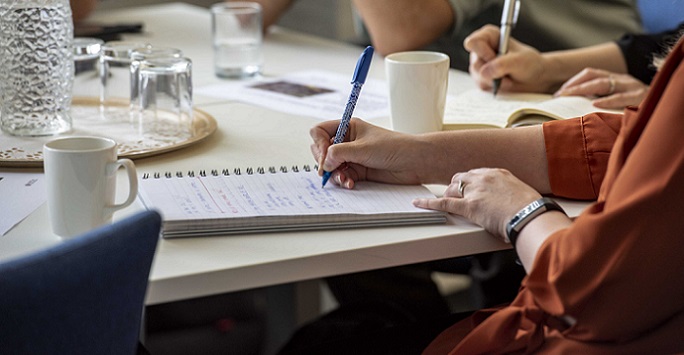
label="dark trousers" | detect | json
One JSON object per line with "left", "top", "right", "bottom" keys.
{"left": 278, "top": 250, "right": 525, "bottom": 354}
{"left": 278, "top": 306, "right": 473, "bottom": 355}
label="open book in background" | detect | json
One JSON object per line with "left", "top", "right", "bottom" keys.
{"left": 138, "top": 167, "right": 446, "bottom": 238}
{"left": 443, "top": 89, "right": 620, "bottom": 130}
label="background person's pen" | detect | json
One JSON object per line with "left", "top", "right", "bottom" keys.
{"left": 492, "top": 0, "right": 520, "bottom": 96}
{"left": 321, "top": 46, "right": 374, "bottom": 187}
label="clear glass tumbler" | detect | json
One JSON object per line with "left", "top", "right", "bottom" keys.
{"left": 0, "top": 0, "right": 74, "bottom": 136}
{"left": 211, "top": 2, "right": 263, "bottom": 78}
{"left": 129, "top": 46, "right": 183, "bottom": 114}
{"left": 99, "top": 41, "right": 149, "bottom": 120}
{"left": 135, "top": 57, "right": 193, "bottom": 141}
{"left": 73, "top": 37, "right": 104, "bottom": 98}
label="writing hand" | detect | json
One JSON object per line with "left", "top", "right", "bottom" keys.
{"left": 310, "top": 118, "right": 423, "bottom": 189}
{"left": 464, "top": 25, "right": 555, "bottom": 94}
{"left": 555, "top": 68, "right": 649, "bottom": 109}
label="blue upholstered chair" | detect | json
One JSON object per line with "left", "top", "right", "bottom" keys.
{"left": 0, "top": 210, "right": 161, "bottom": 355}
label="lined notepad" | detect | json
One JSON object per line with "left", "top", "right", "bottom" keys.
{"left": 138, "top": 167, "right": 446, "bottom": 238}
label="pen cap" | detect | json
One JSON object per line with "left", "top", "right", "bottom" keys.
{"left": 352, "top": 46, "right": 374, "bottom": 84}
{"left": 500, "top": 0, "right": 520, "bottom": 25}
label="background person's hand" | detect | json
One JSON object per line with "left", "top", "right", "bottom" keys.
{"left": 310, "top": 118, "right": 425, "bottom": 189}
{"left": 413, "top": 168, "right": 541, "bottom": 241}
{"left": 555, "top": 68, "right": 649, "bottom": 109}
{"left": 464, "top": 25, "right": 556, "bottom": 94}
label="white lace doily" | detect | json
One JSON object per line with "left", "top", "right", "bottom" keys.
{"left": 0, "top": 98, "right": 217, "bottom": 168}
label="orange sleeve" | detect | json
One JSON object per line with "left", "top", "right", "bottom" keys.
{"left": 528, "top": 55, "right": 684, "bottom": 343}
{"left": 542, "top": 113, "right": 622, "bottom": 200}
{"left": 441, "top": 37, "right": 684, "bottom": 355}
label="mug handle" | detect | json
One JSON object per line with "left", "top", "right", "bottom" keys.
{"left": 104, "top": 158, "right": 138, "bottom": 214}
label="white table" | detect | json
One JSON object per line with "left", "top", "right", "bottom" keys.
{"left": 0, "top": 3, "right": 589, "bottom": 306}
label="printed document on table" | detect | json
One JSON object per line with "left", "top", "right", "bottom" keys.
{"left": 0, "top": 172, "right": 46, "bottom": 236}
{"left": 196, "top": 70, "right": 389, "bottom": 120}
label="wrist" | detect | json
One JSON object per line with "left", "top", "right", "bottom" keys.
{"left": 418, "top": 133, "right": 451, "bottom": 184}
{"left": 540, "top": 53, "right": 576, "bottom": 92}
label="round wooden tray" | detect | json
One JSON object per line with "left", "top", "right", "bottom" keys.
{"left": 0, "top": 97, "right": 217, "bottom": 168}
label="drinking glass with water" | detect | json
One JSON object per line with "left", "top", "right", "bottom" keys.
{"left": 211, "top": 2, "right": 263, "bottom": 79}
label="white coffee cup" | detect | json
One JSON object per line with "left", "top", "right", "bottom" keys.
{"left": 385, "top": 51, "right": 450, "bottom": 134}
{"left": 43, "top": 137, "right": 138, "bottom": 238}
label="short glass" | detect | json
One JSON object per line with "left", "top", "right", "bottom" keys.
{"left": 211, "top": 2, "right": 263, "bottom": 78}
{"left": 73, "top": 37, "right": 104, "bottom": 98}
{"left": 134, "top": 56, "right": 193, "bottom": 140}
{"left": 99, "top": 41, "right": 149, "bottom": 120}
{"left": 129, "top": 46, "right": 183, "bottom": 113}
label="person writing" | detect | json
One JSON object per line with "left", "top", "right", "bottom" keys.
{"left": 280, "top": 32, "right": 684, "bottom": 354}
{"left": 237, "top": 0, "right": 640, "bottom": 71}
{"left": 465, "top": 24, "right": 683, "bottom": 109}
{"left": 352, "top": 0, "right": 640, "bottom": 70}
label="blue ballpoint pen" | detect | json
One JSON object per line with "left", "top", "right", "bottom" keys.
{"left": 321, "top": 46, "right": 374, "bottom": 187}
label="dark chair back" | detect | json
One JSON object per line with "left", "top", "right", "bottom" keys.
{"left": 0, "top": 210, "right": 161, "bottom": 355}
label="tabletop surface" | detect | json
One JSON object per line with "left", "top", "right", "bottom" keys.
{"left": 0, "top": 3, "right": 589, "bottom": 305}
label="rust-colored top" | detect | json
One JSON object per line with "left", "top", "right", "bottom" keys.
{"left": 426, "top": 37, "right": 684, "bottom": 354}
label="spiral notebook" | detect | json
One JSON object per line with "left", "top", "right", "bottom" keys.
{"left": 138, "top": 165, "right": 447, "bottom": 238}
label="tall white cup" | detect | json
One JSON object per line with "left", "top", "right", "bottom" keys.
{"left": 43, "top": 137, "right": 138, "bottom": 238}
{"left": 385, "top": 51, "right": 450, "bottom": 134}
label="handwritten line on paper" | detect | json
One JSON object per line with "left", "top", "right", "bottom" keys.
{"left": 138, "top": 169, "right": 446, "bottom": 237}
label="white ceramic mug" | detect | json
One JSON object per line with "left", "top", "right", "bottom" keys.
{"left": 43, "top": 137, "right": 138, "bottom": 238}
{"left": 385, "top": 51, "right": 450, "bottom": 134}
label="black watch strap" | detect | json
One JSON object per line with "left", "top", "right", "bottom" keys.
{"left": 506, "top": 197, "right": 566, "bottom": 248}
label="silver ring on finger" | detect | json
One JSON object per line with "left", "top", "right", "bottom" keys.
{"left": 607, "top": 75, "right": 616, "bottom": 95}
{"left": 457, "top": 179, "right": 466, "bottom": 198}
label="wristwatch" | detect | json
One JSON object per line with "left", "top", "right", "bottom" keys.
{"left": 506, "top": 197, "right": 566, "bottom": 248}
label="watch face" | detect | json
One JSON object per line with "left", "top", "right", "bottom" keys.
{"left": 510, "top": 200, "right": 545, "bottom": 231}
{"left": 524, "top": 200, "right": 543, "bottom": 214}
{"left": 508, "top": 198, "right": 565, "bottom": 244}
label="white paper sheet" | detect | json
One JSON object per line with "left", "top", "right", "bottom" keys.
{"left": 0, "top": 172, "right": 46, "bottom": 236}
{"left": 196, "top": 70, "right": 390, "bottom": 120}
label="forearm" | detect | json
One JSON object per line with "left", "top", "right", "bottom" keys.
{"left": 416, "top": 126, "right": 550, "bottom": 193}
{"left": 232, "top": 0, "right": 294, "bottom": 29}
{"left": 515, "top": 211, "right": 572, "bottom": 273}
{"left": 352, "top": 0, "right": 454, "bottom": 56}
{"left": 541, "top": 42, "right": 628, "bottom": 91}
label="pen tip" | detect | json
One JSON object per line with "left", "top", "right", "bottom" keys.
{"left": 492, "top": 80, "right": 501, "bottom": 97}
{"left": 321, "top": 172, "right": 331, "bottom": 188}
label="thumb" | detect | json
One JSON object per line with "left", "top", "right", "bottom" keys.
{"left": 322, "top": 141, "right": 357, "bottom": 173}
